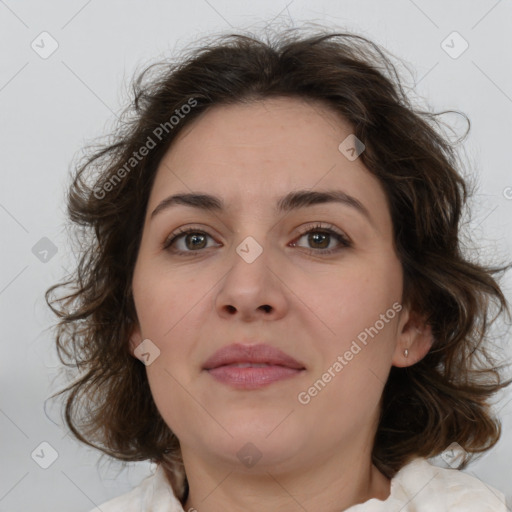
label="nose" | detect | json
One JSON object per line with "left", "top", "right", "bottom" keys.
{"left": 213, "top": 241, "right": 288, "bottom": 322}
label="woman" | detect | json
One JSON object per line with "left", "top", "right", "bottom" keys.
{"left": 46, "top": 26, "right": 511, "bottom": 511}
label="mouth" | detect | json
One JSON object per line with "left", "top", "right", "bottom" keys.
{"left": 203, "top": 343, "right": 306, "bottom": 390}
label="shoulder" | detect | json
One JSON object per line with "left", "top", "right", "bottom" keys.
{"left": 86, "top": 464, "right": 184, "bottom": 512}
{"left": 391, "top": 457, "right": 507, "bottom": 511}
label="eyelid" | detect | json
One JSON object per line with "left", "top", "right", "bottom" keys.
{"left": 162, "top": 224, "right": 219, "bottom": 251}
{"left": 290, "top": 222, "right": 352, "bottom": 255}
{"left": 294, "top": 222, "right": 351, "bottom": 244}
{"left": 162, "top": 222, "right": 352, "bottom": 255}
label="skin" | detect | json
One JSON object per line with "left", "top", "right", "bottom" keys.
{"left": 128, "top": 97, "right": 433, "bottom": 512}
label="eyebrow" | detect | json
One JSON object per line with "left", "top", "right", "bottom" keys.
{"left": 150, "top": 189, "right": 372, "bottom": 222}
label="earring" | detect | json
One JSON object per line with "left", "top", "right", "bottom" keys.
{"left": 404, "top": 348, "right": 409, "bottom": 358}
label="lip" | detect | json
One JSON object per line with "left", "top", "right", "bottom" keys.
{"left": 203, "top": 343, "right": 305, "bottom": 390}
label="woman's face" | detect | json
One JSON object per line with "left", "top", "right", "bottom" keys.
{"left": 129, "top": 97, "right": 424, "bottom": 473}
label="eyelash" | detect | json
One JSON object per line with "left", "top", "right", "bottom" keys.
{"left": 162, "top": 223, "right": 352, "bottom": 257}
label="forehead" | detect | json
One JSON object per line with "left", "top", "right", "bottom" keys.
{"left": 159, "top": 96, "right": 353, "bottom": 177}
{"left": 147, "top": 97, "right": 391, "bottom": 229}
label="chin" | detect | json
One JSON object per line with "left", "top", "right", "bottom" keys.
{"left": 205, "top": 421, "right": 307, "bottom": 465}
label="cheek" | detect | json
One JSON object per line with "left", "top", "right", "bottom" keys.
{"left": 133, "top": 261, "right": 203, "bottom": 340}
{"left": 295, "top": 255, "right": 402, "bottom": 345}
{"left": 294, "top": 256, "right": 402, "bottom": 412}
{"left": 295, "top": 305, "right": 394, "bottom": 437}
{"left": 132, "top": 265, "right": 203, "bottom": 414}
{"left": 144, "top": 309, "right": 218, "bottom": 444}
{"left": 145, "top": 365, "right": 194, "bottom": 439}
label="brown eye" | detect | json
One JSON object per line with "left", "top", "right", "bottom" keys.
{"left": 306, "top": 231, "right": 331, "bottom": 249}
{"left": 182, "top": 232, "right": 208, "bottom": 250}
{"left": 291, "top": 224, "right": 351, "bottom": 255}
{"left": 163, "top": 228, "right": 218, "bottom": 254}
{"left": 163, "top": 223, "right": 351, "bottom": 257}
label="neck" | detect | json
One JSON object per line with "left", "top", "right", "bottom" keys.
{"left": 178, "top": 446, "right": 391, "bottom": 512}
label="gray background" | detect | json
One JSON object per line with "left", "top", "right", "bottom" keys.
{"left": 0, "top": 0, "right": 511, "bottom": 510}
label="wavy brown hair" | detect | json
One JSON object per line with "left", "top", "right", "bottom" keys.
{"left": 45, "top": 26, "right": 511, "bottom": 503}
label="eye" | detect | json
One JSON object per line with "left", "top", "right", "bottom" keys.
{"left": 163, "top": 223, "right": 352, "bottom": 256}
{"left": 163, "top": 226, "right": 219, "bottom": 255}
{"left": 290, "top": 223, "right": 352, "bottom": 255}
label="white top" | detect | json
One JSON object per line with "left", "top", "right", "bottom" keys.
{"left": 89, "top": 457, "right": 507, "bottom": 511}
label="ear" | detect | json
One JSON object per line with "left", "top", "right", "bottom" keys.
{"left": 392, "top": 305, "right": 433, "bottom": 368}
{"left": 128, "top": 322, "right": 144, "bottom": 359}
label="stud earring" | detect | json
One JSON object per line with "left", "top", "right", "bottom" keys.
{"left": 404, "top": 348, "right": 409, "bottom": 358}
